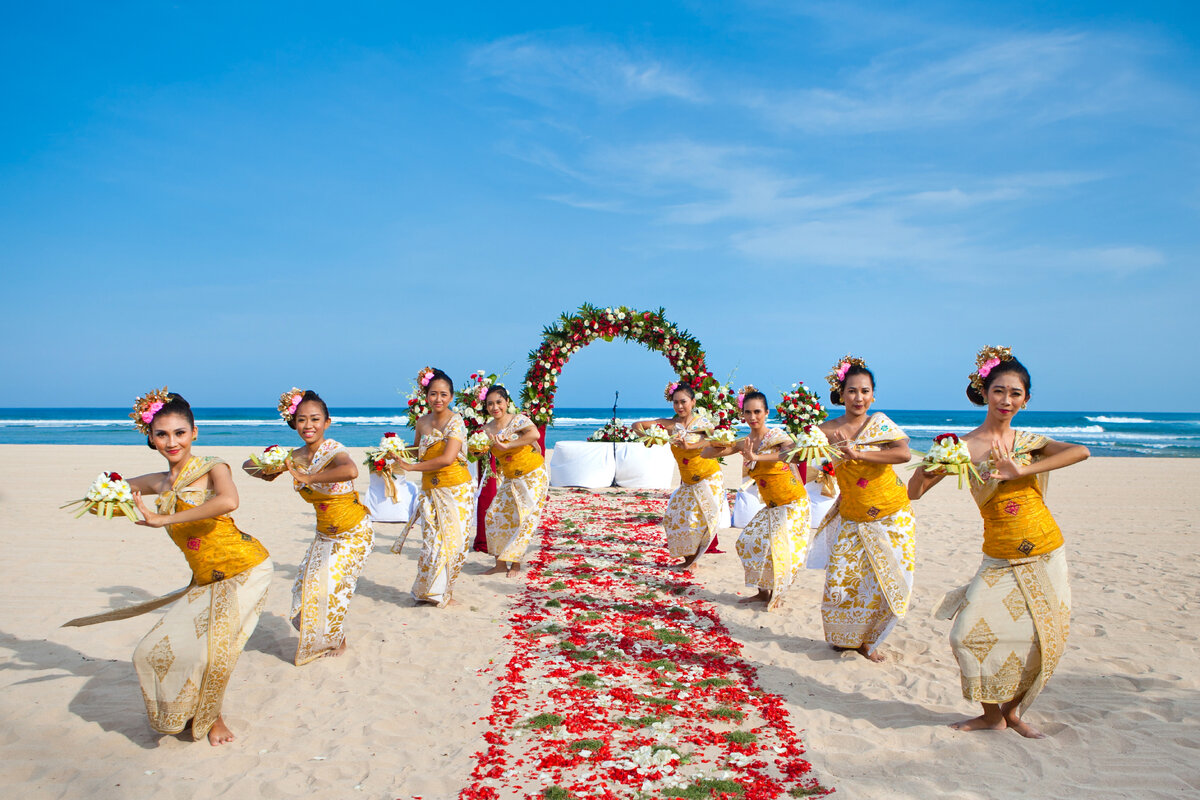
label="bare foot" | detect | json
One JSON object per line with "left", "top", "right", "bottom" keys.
{"left": 1004, "top": 715, "right": 1047, "bottom": 739}
{"left": 507, "top": 563, "right": 521, "bottom": 577}
{"left": 857, "top": 645, "right": 885, "bottom": 663}
{"left": 207, "top": 716, "right": 235, "bottom": 746}
{"left": 436, "top": 594, "right": 457, "bottom": 609}
{"left": 738, "top": 590, "right": 770, "bottom": 605}
{"left": 324, "top": 639, "right": 347, "bottom": 658}
{"left": 766, "top": 594, "right": 785, "bottom": 611}
{"left": 949, "top": 714, "right": 1007, "bottom": 732}
{"left": 483, "top": 563, "right": 508, "bottom": 575}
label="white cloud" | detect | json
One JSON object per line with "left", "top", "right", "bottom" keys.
{"left": 469, "top": 34, "right": 704, "bottom": 105}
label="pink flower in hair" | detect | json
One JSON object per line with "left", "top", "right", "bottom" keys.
{"left": 977, "top": 357, "right": 1002, "bottom": 379}
{"left": 287, "top": 393, "right": 302, "bottom": 415}
{"left": 736, "top": 392, "right": 745, "bottom": 409}
{"left": 835, "top": 361, "right": 851, "bottom": 381}
{"left": 141, "top": 400, "right": 165, "bottom": 424}
{"left": 478, "top": 385, "right": 488, "bottom": 402}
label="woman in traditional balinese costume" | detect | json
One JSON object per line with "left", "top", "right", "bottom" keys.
{"left": 65, "top": 390, "right": 272, "bottom": 746}
{"left": 806, "top": 356, "right": 915, "bottom": 662}
{"left": 908, "top": 347, "right": 1088, "bottom": 738}
{"left": 704, "top": 387, "right": 810, "bottom": 610}
{"left": 244, "top": 389, "right": 373, "bottom": 664}
{"left": 633, "top": 382, "right": 726, "bottom": 569}
{"left": 392, "top": 367, "right": 474, "bottom": 607}
{"left": 481, "top": 385, "right": 549, "bottom": 576}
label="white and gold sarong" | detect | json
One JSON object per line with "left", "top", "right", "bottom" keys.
{"left": 485, "top": 414, "right": 549, "bottom": 564}
{"left": 662, "top": 415, "right": 724, "bottom": 561}
{"left": 735, "top": 428, "right": 811, "bottom": 602}
{"left": 409, "top": 413, "right": 475, "bottom": 605}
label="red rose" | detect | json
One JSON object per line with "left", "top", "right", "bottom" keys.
{"left": 384, "top": 432, "right": 397, "bottom": 438}
{"left": 822, "top": 462, "right": 836, "bottom": 476}
{"left": 373, "top": 459, "right": 387, "bottom": 471}
{"left": 264, "top": 445, "right": 277, "bottom": 452}
{"left": 107, "top": 471, "right": 122, "bottom": 481}
{"left": 935, "top": 432, "right": 959, "bottom": 444}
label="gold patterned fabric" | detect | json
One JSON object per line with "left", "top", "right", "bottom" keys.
{"left": 290, "top": 439, "right": 375, "bottom": 665}
{"left": 160, "top": 457, "right": 269, "bottom": 586}
{"left": 663, "top": 415, "right": 723, "bottom": 560}
{"left": 810, "top": 413, "right": 916, "bottom": 653}
{"left": 941, "top": 547, "right": 1070, "bottom": 712}
{"left": 420, "top": 414, "right": 472, "bottom": 490}
{"left": 736, "top": 428, "right": 811, "bottom": 599}
{"left": 133, "top": 558, "right": 272, "bottom": 738}
{"left": 410, "top": 413, "right": 475, "bottom": 604}
{"left": 937, "top": 431, "right": 1071, "bottom": 712}
{"left": 486, "top": 415, "right": 549, "bottom": 563}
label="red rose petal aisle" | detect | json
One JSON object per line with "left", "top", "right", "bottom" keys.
{"left": 459, "top": 489, "right": 831, "bottom": 800}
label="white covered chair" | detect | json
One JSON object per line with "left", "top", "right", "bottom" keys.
{"left": 366, "top": 472, "right": 419, "bottom": 523}
{"left": 731, "top": 481, "right": 765, "bottom": 528}
{"left": 613, "top": 443, "right": 676, "bottom": 490}
{"left": 548, "top": 441, "right": 616, "bottom": 488}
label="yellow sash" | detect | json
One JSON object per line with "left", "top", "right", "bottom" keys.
{"left": 158, "top": 456, "right": 270, "bottom": 585}
{"left": 750, "top": 461, "right": 805, "bottom": 507}
{"left": 979, "top": 476, "right": 1063, "bottom": 559}
{"left": 836, "top": 461, "right": 909, "bottom": 522}
{"left": 493, "top": 444, "right": 543, "bottom": 479}
{"left": 671, "top": 444, "right": 720, "bottom": 483}
{"left": 298, "top": 486, "right": 369, "bottom": 536}
{"left": 422, "top": 438, "right": 472, "bottom": 490}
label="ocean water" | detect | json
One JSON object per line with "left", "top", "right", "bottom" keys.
{"left": 0, "top": 407, "right": 1196, "bottom": 457}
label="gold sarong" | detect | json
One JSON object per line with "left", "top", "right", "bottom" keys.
{"left": 663, "top": 415, "right": 723, "bottom": 560}
{"left": 811, "top": 413, "right": 916, "bottom": 652}
{"left": 736, "top": 428, "right": 811, "bottom": 600}
{"left": 290, "top": 440, "right": 375, "bottom": 665}
{"left": 485, "top": 414, "right": 549, "bottom": 564}
{"left": 410, "top": 414, "right": 475, "bottom": 604}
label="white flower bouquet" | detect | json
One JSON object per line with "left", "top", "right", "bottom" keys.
{"left": 248, "top": 444, "right": 292, "bottom": 475}
{"left": 62, "top": 471, "right": 138, "bottom": 520}
{"left": 467, "top": 430, "right": 492, "bottom": 460}
{"left": 639, "top": 424, "right": 670, "bottom": 448}
{"left": 708, "top": 427, "right": 738, "bottom": 447}
{"left": 786, "top": 425, "right": 839, "bottom": 463}
{"left": 911, "top": 433, "right": 981, "bottom": 489}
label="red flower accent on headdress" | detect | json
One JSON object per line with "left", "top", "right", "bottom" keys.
{"left": 107, "top": 471, "right": 122, "bottom": 482}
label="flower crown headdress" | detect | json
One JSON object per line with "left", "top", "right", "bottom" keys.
{"left": 826, "top": 354, "right": 868, "bottom": 391}
{"left": 664, "top": 380, "right": 683, "bottom": 401}
{"left": 736, "top": 384, "right": 758, "bottom": 409}
{"left": 278, "top": 387, "right": 305, "bottom": 423}
{"left": 968, "top": 345, "right": 1014, "bottom": 393}
{"left": 416, "top": 366, "right": 436, "bottom": 389}
{"left": 130, "top": 387, "right": 171, "bottom": 434}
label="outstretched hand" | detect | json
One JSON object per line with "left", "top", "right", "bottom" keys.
{"left": 989, "top": 439, "right": 1023, "bottom": 480}
{"left": 132, "top": 491, "right": 168, "bottom": 528}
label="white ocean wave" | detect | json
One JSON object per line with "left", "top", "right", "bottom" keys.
{"left": 1085, "top": 416, "right": 1155, "bottom": 424}
{"left": 902, "top": 424, "right": 1107, "bottom": 435}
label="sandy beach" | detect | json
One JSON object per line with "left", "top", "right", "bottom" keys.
{"left": 1, "top": 444, "right": 1198, "bottom": 799}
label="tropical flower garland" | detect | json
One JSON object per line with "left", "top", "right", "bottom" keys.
{"left": 520, "top": 305, "right": 739, "bottom": 430}
{"left": 457, "top": 371, "right": 497, "bottom": 433}
{"left": 458, "top": 490, "right": 831, "bottom": 800}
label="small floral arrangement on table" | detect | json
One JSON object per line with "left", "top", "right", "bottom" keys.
{"left": 249, "top": 444, "right": 292, "bottom": 475}
{"left": 812, "top": 458, "right": 838, "bottom": 496}
{"left": 456, "top": 371, "right": 497, "bottom": 433}
{"left": 775, "top": 381, "right": 828, "bottom": 434}
{"left": 466, "top": 430, "right": 492, "bottom": 461}
{"left": 638, "top": 424, "right": 670, "bottom": 448}
{"left": 586, "top": 420, "right": 639, "bottom": 443}
{"left": 786, "top": 425, "right": 839, "bottom": 463}
{"left": 62, "top": 471, "right": 138, "bottom": 520}
{"left": 912, "top": 432, "right": 981, "bottom": 489}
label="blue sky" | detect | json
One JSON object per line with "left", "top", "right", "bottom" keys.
{"left": 2, "top": 1, "right": 1197, "bottom": 411}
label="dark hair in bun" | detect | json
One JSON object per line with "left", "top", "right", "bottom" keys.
{"left": 671, "top": 384, "right": 696, "bottom": 400}
{"left": 425, "top": 367, "right": 454, "bottom": 395}
{"left": 741, "top": 390, "right": 768, "bottom": 411}
{"left": 966, "top": 358, "right": 1032, "bottom": 406}
{"left": 830, "top": 365, "right": 876, "bottom": 406}
{"left": 287, "top": 390, "right": 329, "bottom": 429}
{"left": 146, "top": 393, "right": 195, "bottom": 448}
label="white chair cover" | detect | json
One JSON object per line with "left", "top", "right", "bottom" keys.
{"left": 613, "top": 443, "right": 676, "bottom": 489}
{"left": 804, "top": 481, "right": 840, "bottom": 569}
{"left": 731, "top": 481, "right": 765, "bottom": 528}
{"left": 548, "top": 442, "right": 616, "bottom": 488}
{"left": 366, "top": 472, "right": 419, "bottom": 523}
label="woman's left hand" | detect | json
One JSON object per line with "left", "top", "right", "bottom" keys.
{"left": 989, "top": 439, "right": 1024, "bottom": 480}
{"left": 132, "top": 492, "right": 168, "bottom": 528}
{"left": 285, "top": 457, "right": 312, "bottom": 485}
{"left": 394, "top": 460, "right": 415, "bottom": 472}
